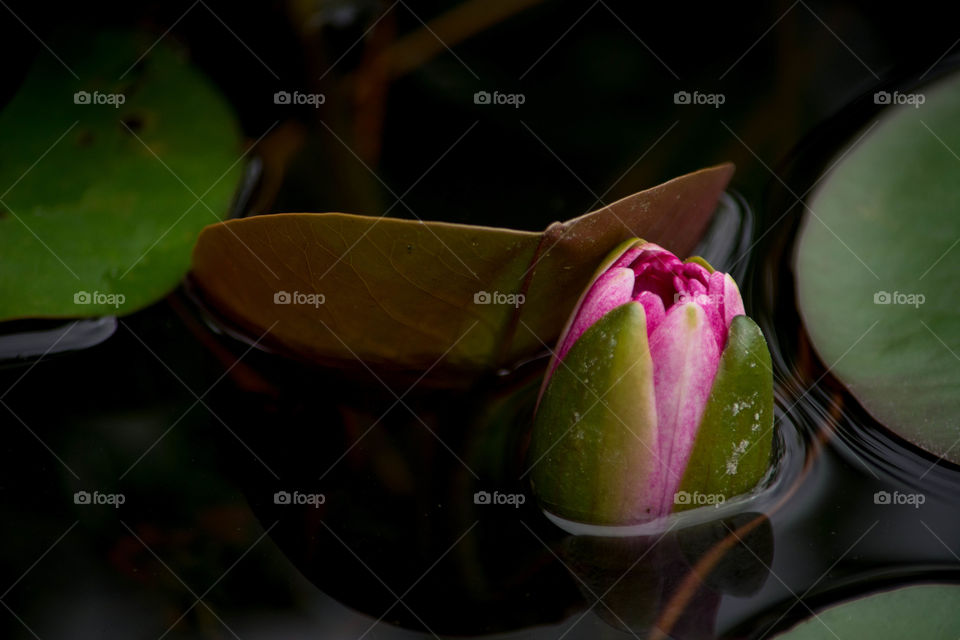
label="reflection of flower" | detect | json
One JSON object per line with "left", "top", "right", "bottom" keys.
{"left": 529, "top": 239, "right": 774, "bottom": 525}
{"left": 560, "top": 511, "right": 773, "bottom": 638}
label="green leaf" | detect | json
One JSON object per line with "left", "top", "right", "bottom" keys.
{"left": 795, "top": 71, "right": 960, "bottom": 464}
{"left": 772, "top": 585, "right": 960, "bottom": 639}
{"left": 190, "top": 164, "right": 733, "bottom": 374}
{"left": 0, "top": 30, "right": 243, "bottom": 321}
{"left": 677, "top": 315, "right": 774, "bottom": 508}
{"left": 528, "top": 302, "right": 657, "bottom": 525}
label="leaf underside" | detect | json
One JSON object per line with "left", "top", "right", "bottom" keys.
{"left": 191, "top": 163, "right": 734, "bottom": 376}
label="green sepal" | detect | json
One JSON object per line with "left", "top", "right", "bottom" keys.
{"left": 529, "top": 302, "right": 657, "bottom": 524}
{"left": 683, "top": 256, "right": 716, "bottom": 272}
{"left": 675, "top": 315, "right": 774, "bottom": 511}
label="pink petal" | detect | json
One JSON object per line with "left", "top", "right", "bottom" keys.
{"left": 681, "top": 261, "right": 712, "bottom": 287}
{"left": 555, "top": 267, "right": 635, "bottom": 366}
{"left": 722, "top": 272, "right": 745, "bottom": 330}
{"left": 633, "top": 262, "right": 677, "bottom": 307}
{"left": 611, "top": 242, "right": 672, "bottom": 268}
{"left": 636, "top": 248, "right": 682, "bottom": 272}
{"left": 698, "top": 270, "right": 727, "bottom": 350}
{"left": 610, "top": 242, "right": 658, "bottom": 269}
{"left": 648, "top": 302, "right": 721, "bottom": 515}
{"left": 634, "top": 291, "right": 665, "bottom": 337}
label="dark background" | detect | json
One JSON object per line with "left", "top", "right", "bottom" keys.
{"left": 2, "top": 1, "right": 959, "bottom": 638}
{"left": 1, "top": 0, "right": 952, "bottom": 225}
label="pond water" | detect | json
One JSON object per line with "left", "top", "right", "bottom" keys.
{"left": 4, "top": 34, "right": 960, "bottom": 638}
{"left": 4, "top": 169, "right": 959, "bottom": 640}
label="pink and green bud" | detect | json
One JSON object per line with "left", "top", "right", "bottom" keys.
{"left": 529, "top": 239, "right": 773, "bottom": 526}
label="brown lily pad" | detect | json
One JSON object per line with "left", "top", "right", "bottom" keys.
{"left": 190, "top": 163, "right": 733, "bottom": 379}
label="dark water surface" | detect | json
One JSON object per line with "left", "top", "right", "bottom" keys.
{"left": 4, "top": 182, "right": 960, "bottom": 639}
{"left": 5, "top": 4, "right": 960, "bottom": 637}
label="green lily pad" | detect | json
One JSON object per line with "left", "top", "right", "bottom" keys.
{"left": 0, "top": 30, "right": 243, "bottom": 321}
{"left": 191, "top": 164, "right": 733, "bottom": 375}
{"left": 773, "top": 584, "right": 960, "bottom": 639}
{"left": 795, "top": 72, "right": 960, "bottom": 465}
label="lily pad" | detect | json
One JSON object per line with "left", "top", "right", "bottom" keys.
{"left": 190, "top": 164, "right": 733, "bottom": 374}
{"left": 0, "top": 30, "right": 243, "bottom": 321}
{"left": 795, "top": 71, "right": 960, "bottom": 465}
{"left": 772, "top": 584, "right": 960, "bottom": 639}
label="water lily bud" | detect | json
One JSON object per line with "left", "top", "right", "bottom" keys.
{"left": 529, "top": 239, "right": 773, "bottom": 526}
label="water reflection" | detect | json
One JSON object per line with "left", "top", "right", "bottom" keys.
{"left": 560, "top": 512, "right": 772, "bottom": 638}
{"left": 188, "top": 192, "right": 789, "bottom": 637}
{"left": 207, "top": 317, "right": 781, "bottom": 639}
